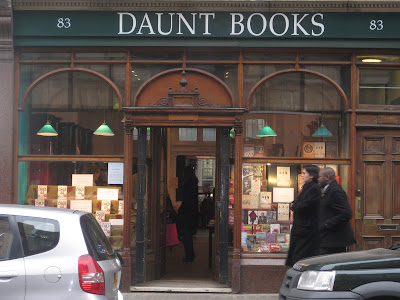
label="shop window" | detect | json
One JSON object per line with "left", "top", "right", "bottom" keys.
{"left": 359, "top": 69, "right": 400, "bottom": 106}
{"left": 131, "top": 52, "right": 183, "bottom": 61}
{"left": 186, "top": 52, "right": 239, "bottom": 61}
{"left": 186, "top": 64, "right": 238, "bottom": 102}
{"left": 241, "top": 163, "right": 347, "bottom": 253}
{"left": 20, "top": 53, "right": 71, "bottom": 60}
{"left": 130, "top": 63, "right": 182, "bottom": 102}
{"left": 0, "top": 217, "right": 11, "bottom": 261}
{"left": 243, "top": 52, "right": 296, "bottom": 62}
{"left": 300, "top": 53, "right": 351, "bottom": 61}
{"left": 203, "top": 128, "right": 216, "bottom": 141}
{"left": 179, "top": 128, "right": 197, "bottom": 141}
{"left": 75, "top": 53, "right": 126, "bottom": 60}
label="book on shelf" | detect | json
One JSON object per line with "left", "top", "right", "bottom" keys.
{"left": 302, "top": 141, "right": 315, "bottom": 158}
{"left": 101, "top": 199, "right": 111, "bottom": 214}
{"left": 254, "top": 146, "right": 264, "bottom": 157}
{"left": 228, "top": 209, "right": 234, "bottom": 226}
{"left": 253, "top": 224, "right": 263, "bottom": 233}
{"left": 261, "top": 224, "right": 270, "bottom": 233}
{"left": 57, "top": 185, "right": 67, "bottom": 200}
{"left": 257, "top": 211, "right": 268, "bottom": 224}
{"left": 35, "top": 199, "right": 45, "bottom": 207}
{"left": 280, "top": 243, "right": 290, "bottom": 252}
{"left": 266, "top": 211, "right": 277, "bottom": 223}
{"left": 280, "top": 223, "right": 291, "bottom": 233}
{"left": 253, "top": 164, "right": 264, "bottom": 177}
{"left": 276, "top": 233, "right": 286, "bottom": 243}
{"left": 270, "top": 223, "right": 281, "bottom": 234}
{"left": 37, "top": 185, "right": 47, "bottom": 200}
{"left": 101, "top": 222, "right": 111, "bottom": 236}
{"left": 285, "top": 233, "right": 291, "bottom": 243}
{"left": 243, "top": 146, "right": 254, "bottom": 157}
{"left": 118, "top": 200, "right": 124, "bottom": 214}
{"left": 241, "top": 232, "right": 248, "bottom": 246}
{"left": 270, "top": 243, "right": 281, "bottom": 252}
{"left": 95, "top": 211, "right": 106, "bottom": 223}
{"left": 242, "top": 194, "right": 258, "bottom": 209}
{"left": 314, "top": 141, "right": 326, "bottom": 158}
{"left": 75, "top": 186, "right": 85, "bottom": 200}
{"left": 260, "top": 242, "right": 270, "bottom": 252}
{"left": 266, "top": 233, "right": 276, "bottom": 243}
{"left": 255, "top": 231, "right": 267, "bottom": 242}
{"left": 260, "top": 192, "right": 272, "bottom": 209}
{"left": 243, "top": 179, "right": 252, "bottom": 195}
{"left": 278, "top": 203, "right": 290, "bottom": 221}
{"left": 248, "top": 210, "right": 259, "bottom": 224}
{"left": 57, "top": 199, "right": 67, "bottom": 209}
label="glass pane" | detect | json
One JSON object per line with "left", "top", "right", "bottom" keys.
{"left": 75, "top": 53, "right": 126, "bottom": 60}
{"left": 243, "top": 53, "right": 296, "bottom": 61}
{"left": 186, "top": 52, "right": 238, "bottom": 61}
{"left": 0, "top": 217, "right": 11, "bottom": 260}
{"left": 302, "top": 65, "right": 351, "bottom": 98}
{"left": 359, "top": 69, "right": 400, "bottom": 106}
{"left": 300, "top": 53, "right": 351, "bottom": 61}
{"left": 248, "top": 72, "right": 345, "bottom": 112}
{"left": 186, "top": 64, "right": 238, "bottom": 103}
{"left": 179, "top": 128, "right": 197, "bottom": 141}
{"left": 203, "top": 128, "right": 216, "bottom": 141}
{"left": 244, "top": 113, "right": 347, "bottom": 158}
{"left": 357, "top": 55, "right": 400, "bottom": 63}
{"left": 241, "top": 162, "right": 348, "bottom": 253}
{"left": 131, "top": 64, "right": 182, "bottom": 102}
{"left": 243, "top": 64, "right": 294, "bottom": 102}
{"left": 131, "top": 52, "right": 183, "bottom": 60}
{"left": 19, "top": 110, "right": 124, "bottom": 155}
{"left": 20, "top": 53, "right": 71, "bottom": 60}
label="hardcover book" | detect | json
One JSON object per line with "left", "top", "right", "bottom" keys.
{"left": 278, "top": 203, "right": 290, "bottom": 221}
{"left": 266, "top": 233, "right": 276, "bottom": 243}
{"left": 255, "top": 231, "right": 267, "bottom": 242}
{"left": 57, "top": 185, "right": 68, "bottom": 200}
{"left": 302, "top": 141, "right": 315, "bottom": 158}
{"left": 254, "top": 146, "right": 264, "bottom": 157}
{"left": 276, "top": 233, "right": 286, "bottom": 243}
{"left": 35, "top": 199, "right": 45, "bottom": 207}
{"left": 101, "top": 222, "right": 111, "bottom": 236}
{"left": 243, "top": 146, "right": 254, "bottom": 157}
{"left": 257, "top": 211, "right": 268, "bottom": 224}
{"left": 241, "top": 232, "right": 248, "bottom": 246}
{"left": 118, "top": 200, "right": 124, "bottom": 214}
{"left": 260, "top": 242, "right": 270, "bottom": 252}
{"left": 75, "top": 186, "right": 85, "bottom": 200}
{"left": 260, "top": 192, "right": 272, "bottom": 209}
{"left": 95, "top": 211, "right": 106, "bottom": 223}
{"left": 270, "top": 243, "right": 281, "bottom": 252}
{"left": 266, "top": 211, "right": 277, "bottom": 223}
{"left": 37, "top": 185, "right": 47, "bottom": 200}
{"left": 270, "top": 223, "right": 281, "bottom": 234}
{"left": 57, "top": 199, "right": 67, "bottom": 209}
{"left": 280, "top": 243, "right": 290, "bottom": 252}
{"left": 101, "top": 199, "right": 111, "bottom": 214}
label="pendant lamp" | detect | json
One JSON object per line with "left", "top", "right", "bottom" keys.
{"left": 94, "top": 121, "right": 114, "bottom": 136}
{"left": 37, "top": 120, "right": 58, "bottom": 136}
{"left": 312, "top": 123, "right": 333, "bottom": 137}
{"left": 256, "top": 124, "right": 277, "bottom": 137}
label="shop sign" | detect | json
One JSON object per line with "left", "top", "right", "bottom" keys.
{"left": 13, "top": 11, "right": 397, "bottom": 39}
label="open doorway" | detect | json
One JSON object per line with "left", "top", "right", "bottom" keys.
{"left": 133, "top": 126, "right": 233, "bottom": 291}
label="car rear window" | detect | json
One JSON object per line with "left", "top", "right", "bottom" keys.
{"left": 80, "top": 214, "right": 116, "bottom": 261}
{"left": 16, "top": 216, "right": 60, "bottom": 257}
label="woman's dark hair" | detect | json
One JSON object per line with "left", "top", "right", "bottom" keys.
{"left": 303, "top": 165, "right": 320, "bottom": 183}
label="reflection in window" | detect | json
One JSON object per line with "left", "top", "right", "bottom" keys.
{"left": 359, "top": 69, "right": 400, "bottom": 105}
{"left": 179, "top": 128, "right": 197, "bottom": 141}
{"left": 203, "top": 128, "right": 216, "bottom": 141}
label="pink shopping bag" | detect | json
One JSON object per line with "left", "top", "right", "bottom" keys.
{"left": 166, "top": 223, "right": 179, "bottom": 246}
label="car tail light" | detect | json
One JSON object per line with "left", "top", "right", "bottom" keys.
{"left": 78, "top": 254, "right": 105, "bottom": 295}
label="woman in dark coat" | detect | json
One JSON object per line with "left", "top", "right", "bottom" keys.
{"left": 286, "top": 165, "right": 321, "bottom": 267}
{"left": 178, "top": 166, "right": 199, "bottom": 262}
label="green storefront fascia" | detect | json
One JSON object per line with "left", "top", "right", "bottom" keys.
{"left": 13, "top": 10, "right": 400, "bottom": 48}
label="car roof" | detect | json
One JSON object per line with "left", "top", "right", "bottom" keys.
{"left": 0, "top": 204, "right": 87, "bottom": 218}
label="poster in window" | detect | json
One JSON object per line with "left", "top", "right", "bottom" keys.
{"left": 273, "top": 187, "right": 294, "bottom": 203}
{"left": 302, "top": 142, "right": 315, "bottom": 158}
{"left": 277, "top": 166, "right": 291, "bottom": 187}
{"left": 260, "top": 192, "right": 272, "bottom": 209}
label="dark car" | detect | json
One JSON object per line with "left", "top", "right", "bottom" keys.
{"left": 279, "top": 245, "right": 400, "bottom": 300}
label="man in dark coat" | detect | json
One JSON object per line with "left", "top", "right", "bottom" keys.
{"left": 178, "top": 166, "right": 199, "bottom": 262}
{"left": 318, "top": 167, "right": 356, "bottom": 255}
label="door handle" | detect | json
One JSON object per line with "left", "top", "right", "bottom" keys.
{"left": 0, "top": 271, "right": 18, "bottom": 279}
{"left": 355, "top": 189, "right": 361, "bottom": 220}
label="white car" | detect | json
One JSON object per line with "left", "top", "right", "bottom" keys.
{"left": 0, "top": 204, "right": 123, "bottom": 300}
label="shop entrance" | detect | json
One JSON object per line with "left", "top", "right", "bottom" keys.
{"left": 355, "top": 128, "right": 400, "bottom": 250}
{"left": 123, "top": 68, "right": 245, "bottom": 290}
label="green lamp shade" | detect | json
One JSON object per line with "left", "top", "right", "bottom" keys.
{"left": 230, "top": 128, "right": 235, "bottom": 139}
{"left": 312, "top": 123, "right": 333, "bottom": 137}
{"left": 256, "top": 125, "right": 277, "bottom": 137}
{"left": 37, "top": 120, "right": 58, "bottom": 136}
{"left": 94, "top": 121, "right": 115, "bottom": 136}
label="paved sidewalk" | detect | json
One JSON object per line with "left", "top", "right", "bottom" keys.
{"left": 122, "top": 292, "right": 279, "bottom": 300}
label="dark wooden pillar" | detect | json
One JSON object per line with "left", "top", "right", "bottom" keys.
{"left": 219, "top": 127, "right": 230, "bottom": 283}
{"left": 232, "top": 119, "right": 243, "bottom": 293}
{"left": 136, "top": 126, "right": 147, "bottom": 282}
{"left": 120, "top": 116, "right": 134, "bottom": 292}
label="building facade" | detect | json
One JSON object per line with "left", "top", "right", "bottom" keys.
{"left": 2, "top": 0, "right": 400, "bottom": 293}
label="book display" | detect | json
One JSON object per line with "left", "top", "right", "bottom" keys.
{"left": 25, "top": 184, "right": 125, "bottom": 250}
{"left": 241, "top": 162, "right": 296, "bottom": 253}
